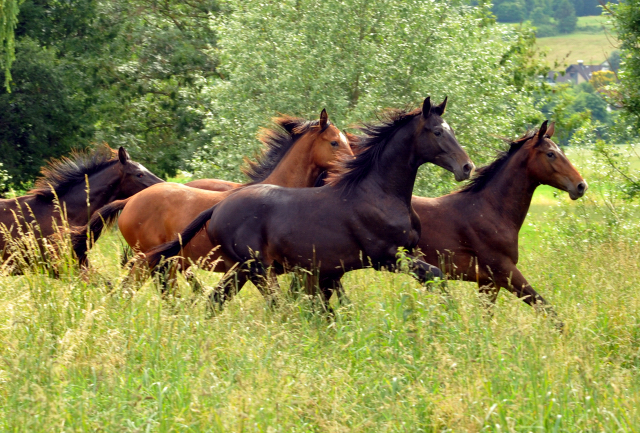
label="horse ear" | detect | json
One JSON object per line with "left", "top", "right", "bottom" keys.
{"left": 534, "top": 120, "right": 549, "bottom": 147}
{"left": 118, "top": 147, "right": 130, "bottom": 165}
{"left": 432, "top": 96, "right": 448, "bottom": 116}
{"left": 422, "top": 97, "right": 432, "bottom": 118}
{"left": 319, "top": 108, "right": 328, "bottom": 130}
{"left": 546, "top": 121, "right": 555, "bottom": 138}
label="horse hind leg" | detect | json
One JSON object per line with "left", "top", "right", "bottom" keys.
{"left": 210, "top": 265, "right": 249, "bottom": 310}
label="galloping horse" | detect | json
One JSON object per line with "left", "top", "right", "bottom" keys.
{"left": 147, "top": 97, "right": 474, "bottom": 309}
{"left": 413, "top": 121, "right": 587, "bottom": 315}
{"left": 1, "top": 146, "right": 162, "bottom": 261}
{"left": 183, "top": 178, "right": 240, "bottom": 192}
{"left": 72, "top": 110, "right": 353, "bottom": 272}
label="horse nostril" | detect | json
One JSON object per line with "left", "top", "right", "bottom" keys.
{"left": 577, "top": 182, "right": 586, "bottom": 194}
{"left": 462, "top": 163, "right": 473, "bottom": 176}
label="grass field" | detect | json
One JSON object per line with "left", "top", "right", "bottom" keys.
{"left": 1, "top": 148, "right": 639, "bottom": 431}
{"left": 534, "top": 16, "right": 618, "bottom": 67}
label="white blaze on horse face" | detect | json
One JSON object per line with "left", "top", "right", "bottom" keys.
{"left": 137, "top": 163, "right": 153, "bottom": 175}
{"left": 441, "top": 121, "right": 451, "bottom": 133}
{"left": 339, "top": 131, "right": 348, "bottom": 146}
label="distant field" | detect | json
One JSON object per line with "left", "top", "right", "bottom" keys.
{"left": 537, "top": 32, "right": 617, "bottom": 67}
{"left": 536, "top": 16, "right": 617, "bottom": 67}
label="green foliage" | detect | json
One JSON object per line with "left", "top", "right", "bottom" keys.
{"left": 0, "top": 163, "right": 9, "bottom": 193}
{"left": 88, "top": 0, "right": 221, "bottom": 177}
{"left": 191, "top": 0, "right": 544, "bottom": 195}
{"left": 554, "top": 0, "right": 578, "bottom": 33}
{"left": 609, "top": 49, "right": 621, "bottom": 72}
{"left": 536, "top": 82, "right": 615, "bottom": 144}
{"left": 493, "top": 0, "right": 605, "bottom": 36}
{"left": 494, "top": 1, "right": 526, "bottom": 22}
{"left": 0, "top": 0, "right": 22, "bottom": 89}
{"left": 0, "top": 37, "right": 94, "bottom": 187}
{"left": 609, "top": 0, "right": 640, "bottom": 130}
{"left": 1, "top": 0, "right": 221, "bottom": 187}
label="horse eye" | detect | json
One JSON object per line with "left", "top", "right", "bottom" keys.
{"left": 547, "top": 152, "right": 554, "bottom": 159}
{"left": 330, "top": 141, "right": 339, "bottom": 147}
{"left": 434, "top": 131, "right": 441, "bottom": 137}
{"left": 137, "top": 173, "right": 144, "bottom": 178}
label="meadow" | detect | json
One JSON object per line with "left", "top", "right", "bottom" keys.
{"left": 1, "top": 147, "right": 639, "bottom": 431}
{"left": 536, "top": 16, "right": 618, "bottom": 66}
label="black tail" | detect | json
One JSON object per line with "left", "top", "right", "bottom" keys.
{"left": 146, "top": 205, "right": 217, "bottom": 269}
{"left": 71, "top": 198, "right": 130, "bottom": 266}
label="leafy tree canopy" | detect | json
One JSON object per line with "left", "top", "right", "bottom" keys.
{"left": 190, "top": 0, "right": 545, "bottom": 195}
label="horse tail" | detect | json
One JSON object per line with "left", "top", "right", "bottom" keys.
{"left": 71, "top": 198, "right": 130, "bottom": 266}
{"left": 146, "top": 204, "right": 217, "bottom": 269}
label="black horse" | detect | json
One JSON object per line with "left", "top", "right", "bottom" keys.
{"left": 147, "top": 97, "right": 474, "bottom": 308}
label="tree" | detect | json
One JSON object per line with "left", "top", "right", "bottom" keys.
{"left": 0, "top": 37, "right": 94, "bottom": 186}
{"left": 609, "top": 0, "right": 640, "bottom": 129}
{"left": 590, "top": 70, "right": 616, "bottom": 90}
{"left": 493, "top": 1, "right": 526, "bottom": 22}
{"left": 190, "top": 0, "right": 545, "bottom": 194}
{"left": 1, "top": 0, "right": 222, "bottom": 188}
{"left": 0, "top": 0, "right": 22, "bottom": 89}
{"left": 554, "top": 0, "right": 577, "bottom": 33}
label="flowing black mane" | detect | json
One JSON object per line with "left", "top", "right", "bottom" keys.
{"left": 459, "top": 128, "right": 539, "bottom": 194}
{"left": 243, "top": 116, "right": 331, "bottom": 183}
{"left": 327, "top": 107, "right": 422, "bottom": 191}
{"left": 30, "top": 146, "right": 119, "bottom": 201}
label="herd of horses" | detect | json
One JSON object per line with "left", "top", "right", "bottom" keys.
{"left": 0, "top": 96, "right": 588, "bottom": 324}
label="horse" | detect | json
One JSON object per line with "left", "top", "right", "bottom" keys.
{"left": 72, "top": 110, "right": 353, "bottom": 276}
{"left": 183, "top": 178, "right": 240, "bottom": 192}
{"left": 146, "top": 96, "right": 474, "bottom": 309}
{"left": 0, "top": 145, "right": 163, "bottom": 264}
{"left": 413, "top": 121, "right": 587, "bottom": 319}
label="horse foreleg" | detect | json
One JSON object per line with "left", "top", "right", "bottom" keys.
{"left": 333, "top": 279, "right": 351, "bottom": 306}
{"left": 318, "top": 277, "right": 340, "bottom": 315}
{"left": 494, "top": 266, "right": 563, "bottom": 330}
{"left": 402, "top": 256, "right": 447, "bottom": 294}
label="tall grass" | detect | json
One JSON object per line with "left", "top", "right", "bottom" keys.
{"left": 1, "top": 155, "right": 639, "bottom": 431}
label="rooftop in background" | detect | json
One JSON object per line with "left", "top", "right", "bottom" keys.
{"left": 547, "top": 60, "right": 612, "bottom": 84}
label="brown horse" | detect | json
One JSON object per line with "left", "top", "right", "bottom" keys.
{"left": 73, "top": 110, "right": 353, "bottom": 272}
{"left": 413, "top": 121, "right": 587, "bottom": 317}
{"left": 147, "top": 96, "right": 475, "bottom": 309}
{"left": 0, "top": 146, "right": 163, "bottom": 262}
{"left": 183, "top": 178, "right": 240, "bottom": 192}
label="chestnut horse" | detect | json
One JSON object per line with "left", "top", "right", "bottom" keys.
{"left": 147, "top": 97, "right": 474, "bottom": 309}
{"left": 414, "top": 121, "right": 587, "bottom": 318}
{"left": 73, "top": 110, "right": 353, "bottom": 273}
{"left": 1, "top": 146, "right": 162, "bottom": 263}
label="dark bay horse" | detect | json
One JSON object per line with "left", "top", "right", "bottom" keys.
{"left": 0, "top": 146, "right": 163, "bottom": 262}
{"left": 147, "top": 97, "right": 474, "bottom": 308}
{"left": 413, "top": 121, "right": 587, "bottom": 317}
{"left": 73, "top": 110, "right": 353, "bottom": 271}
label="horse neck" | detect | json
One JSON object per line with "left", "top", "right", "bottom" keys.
{"left": 260, "top": 133, "right": 321, "bottom": 187}
{"left": 361, "top": 126, "right": 419, "bottom": 206}
{"left": 473, "top": 148, "right": 539, "bottom": 231}
{"left": 57, "top": 165, "right": 121, "bottom": 225}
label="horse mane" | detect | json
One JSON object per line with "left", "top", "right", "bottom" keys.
{"left": 326, "top": 107, "right": 422, "bottom": 191}
{"left": 242, "top": 116, "right": 331, "bottom": 183}
{"left": 458, "top": 128, "right": 539, "bottom": 194}
{"left": 30, "top": 145, "right": 119, "bottom": 201}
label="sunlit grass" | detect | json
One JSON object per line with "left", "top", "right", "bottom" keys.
{"left": 1, "top": 150, "right": 639, "bottom": 431}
